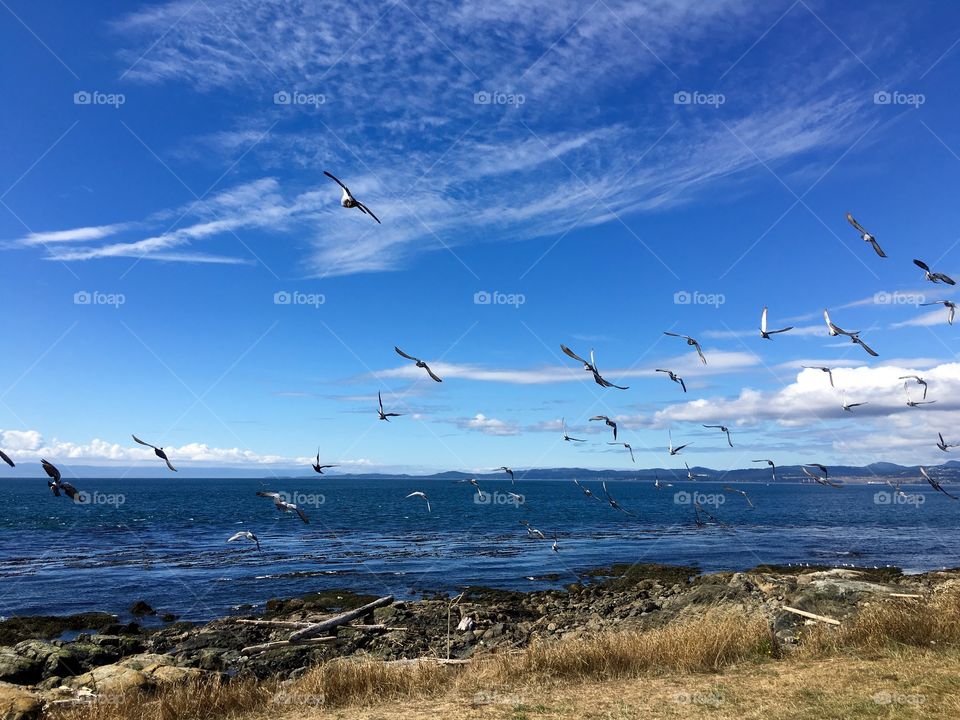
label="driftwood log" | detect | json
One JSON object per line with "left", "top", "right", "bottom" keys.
{"left": 781, "top": 605, "right": 841, "bottom": 625}
{"left": 289, "top": 595, "right": 395, "bottom": 641}
{"left": 241, "top": 637, "right": 337, "bottom": 654}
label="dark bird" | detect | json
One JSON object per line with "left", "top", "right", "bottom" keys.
{"left": 845, "top": 213, "right": 887, "bottom": 257}
{"left": 0, "top": 449, "right": 14, "bottom": 468}
{"left": 42, "top": 460, "right": 81, "bottom": 501}
{"left": 921, "top": 466, "right": 958, "bottom": 500}
{"left": 602, "top": 480, "right": 635, "bottom": 516}
{"left": 499, "top": 466, "right": 515, "bottom": 484}
{"left": 589, "top": 415, "right": 618, "bottom": 440}
{"left": 899, "top": 375, "right": 929, "bottom": 400}
{"left": 573, "top": 478, "right": 603, "bottom": 501}
{"left": 227, "top": 530, "right": 261, "bottom": 553}
{"left": 562, "top": 419, "right": 586, "bottom": 443}
{"left": 608, "top": 442, "right": 635, "bottom": 463}
{"left": 668, "top": 430, "right": 691, "bottom": 455}
{"left": 752, "top": 459, "right": 777, "bottom": 482}
{"left": 311, "top": 449, "right": 338, "bottom": 474}
{"left": 914, "top": 259, "right": 956, "bottom": 285}
{"left": 655, "top": 368, "right": 686, "bottom": 392}
{"left": 323, "top": 171, "right": 381, "bottom": 223}
{"left": 802, "top": 366, "right": 835, "bottom": 388}
{"left": 131, "top": 435, "right": 177, "bottom": 472}
{"left": 394, "top": 346, "right": 442, "bottom": 382}
{"left": 760, "top": 307, "right": 793, "bottom": 339}
{"left": 377, "top": 391, "right": 402, "bottom": 421}
{"left": 663, "top": 332, "right": 706, "bottom": 365}
{"left": 723, "top": 485, "right": 754, "bottom": 508}
{"left": 256, "top": 491, "right": 310, "bottom": 523}
{"left": 703, "top": 424, "right": 733, "bottom": 448}
{"left": 919, "top": 299, "right": 957, "bottom": 325}
{"left": 560, "top": 344, "right": 628, "bottom": 389}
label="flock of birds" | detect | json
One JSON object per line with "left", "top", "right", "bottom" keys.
{"left": 1, "top": 195, "right": 958, "bottom": 555}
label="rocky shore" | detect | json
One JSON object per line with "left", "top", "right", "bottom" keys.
{"left": 1, "top": 563, "right": 957, "bottom": 718}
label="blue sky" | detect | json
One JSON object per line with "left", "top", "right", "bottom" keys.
{"left": 3, "top": 0, "right": 960, "bottom": 476}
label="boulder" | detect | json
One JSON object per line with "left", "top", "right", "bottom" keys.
{"left": 0, "top": 649, "right": 41, "bottom": 685}
{"left": 0, "top": 681, "right": 41, "bottom": 720}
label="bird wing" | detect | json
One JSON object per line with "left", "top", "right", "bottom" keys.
{"left": 163, "top": 456, "right": 177, "bottom": 472}
{"left": 869, "top": 238, "right": 887, "bottom": 257}
{"left": 761, "top": 307, "right": 768, "bottom": 333}
{"left": 294, "top": 506, "right": 310, "bottom": 523}
{"left": 854, "top": 337, "right": 879, "bottom": 357}
{"left": 679, "top": 377, "right": 687, "bottom": 392}
{"left": 423, "top": 363, "right": 443, "bottom": 383}
{"left": 663, "top": 331, "right": 687, "bottom": 339}
{"left": 131, "top": 434, "right": 157, "bottom": 450}
{"left": 768, "top": 326, "right": 793, "bottom": 335}
{"left": 227, "top": 532, "right": 246, "bottom": 543}
{"left": 694, "top": 342, "right": 707, "bottom": 365}
{"left": 675, "top": 442, "right": 691, "bottom": 452}
{"left": 560, "top": 344, "right": 588, "bottom": 365}
{"left": 0, "top": 449, "right": 13, "bottom": 468}
{"left": 356, "top": 201, "right": 381, "bottom": 224}
{"left": 378, "top": 391, "right": 384, "bottom": 413}
{"left": 41, "top": 459, "right": 60, "bottom": 482}
{"left": 61, "top": 482, "right": 80, "bottom": 501}
{"left": 323, "top": 170, "right": 350, "bottom": 192}
{"left": 846, "top": 212, "right": 867, "bottom": 234}
{"left": 936, "top": 273, "right": 957, "bottom": 286}
{"left": 257, "top": 491, "right": 281, "bottom": 500}
{"left": 394, "top": 346, "right": 418, "bottom": 362}
{"left": 914, "top": 258, "right": 931, "bottom": 272}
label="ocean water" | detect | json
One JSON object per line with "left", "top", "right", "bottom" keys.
{"left": 0, "top": 476, "right": 957, "bottom": 622}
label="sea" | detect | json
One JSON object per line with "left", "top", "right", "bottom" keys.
{"left": 0, "top": 476, "right": 956, "bottom": 622}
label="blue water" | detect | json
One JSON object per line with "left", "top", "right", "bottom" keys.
{"left": 0, "top": 477, "right": 957, "bottom": 622}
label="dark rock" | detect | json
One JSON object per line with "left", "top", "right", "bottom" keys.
{"left": 129, "top": 601, "right": 156, "bottom": 616}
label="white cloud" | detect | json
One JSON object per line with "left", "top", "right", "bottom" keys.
{"left": 455, "top": 413, "right": 520, "bottom": 436}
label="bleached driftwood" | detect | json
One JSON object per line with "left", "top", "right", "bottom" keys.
{"left": 888, "top": 592, "right": 923, "bottom": 599}
{"left": 289, "top": 595, "right": 394, "bottom": 641}
{"left": 241, "top": 636, "right": 338, "bottom": 654}
{"left": 237, "top": 619, "right": 315, "bottom": 628}
{"left": 781, "top": 605, "right": 841, "bottom": 626}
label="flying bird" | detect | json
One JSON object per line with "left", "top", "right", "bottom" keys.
{"left": 601, "top": 480, "right": 635, "bottom": 516}
{"left": 703, "top": 424, "right": 733, "bottom": 448}
{"left": 573, "top": 478, "right": 602, "bottom": 501}
{"left": 801, "top": 465, "right": 841, "bottom": 488}
{"left": 723, "top": 485, "right": 754, "bottom": 508}
{"left": 42, "top": 460, "right": 81, "bottom": 501}
{"left": 312, "top": 450, "right": 338, "bottom": 474}
{"left": 589, "top": 415, "right": 618, "bottom": 440}
{"left": 905, "top": 387, "right": 936, "bottom": 408}
{"left": 562, "top": 419, "right": 586, "bottom": 443}
{"left": 560, "top": 344, "right": 629, "bottom": 389}
{"left": 457, "top": 478, "right": 484, "bottom": 500}
{"left": 802, "top": 366, "right": 835, "bottom": 388}
{"left": 655, "top": 368, "right": 686, "bottom": 393}
{"left": 499, "top": 467, "right": 515, "bottom": 484}
{"left": 608, "top": 442, "right": 635, "bottom": 463}
{"left": 921, "top": 466, "right": 958, "bottom": 499}
{"left": 377, "top": 391, "right": 402, "bottom": 421}
{"left": 394, "top": 346, "right": 443, "bottom": 382}
{"left": 131, "top": 435, "right": 177, "bottom": 472}
{"left": 227, "top": 530, "right": 261, "bottom": 553}
{"left": 823, "top": 310, "right": 878, "bottom": 357}
{"left": 405, "top": 491, "right": 431, "bottom": 512}
{"left": 668, "top": 430, "right": 691, "bottom": 456}
{"left": 914, "top": 259, "right": 956, "bottom": 286}
{"left": 685, "top": 462, "right": 707, "bottom": 481}
{"left": 552, "top": 533, "right": 559, "bottom": 553}
{"left": 841, "top": 391, "right": 867, "bottom": 412}
{"left": 899, "top": 375, "right": 929, "bottom": 400}
{"left": 937, "top": 433, "right": 956, "bottom": 452}
{"left": 919, "top": 299, "right": 957, "bottom": 325}
{"left": 663, "top": 332, "right": 707, "bottom": 365}
{"left": 323, "top": 170, "right": 381, "bottom": 224}
{"left": 845, "top": 213, "right": 887, "bottom": 257}
{"left": 519, "top": 519, "right": 546, "bottom": 540}
{"left": 256, "top": 491, "right": 310, "bottom": 523}
{"left": 0, "top": 449, "right": 13, "bottom": 468}
{"left": 654, "top": 474, "right": 672, "bottom": 489}
{"left": 752, "top": 459, "right": 777, "bottom": 482}
{"left": 760, "top": 307, "right": 793, "bottom": 339}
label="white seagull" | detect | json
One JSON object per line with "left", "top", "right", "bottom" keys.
{"left": 655, "top": 368, "right": 686, "bottom": 393}
{"left": 405, "top": 491, "right": 431, "bottom": 512}
{"left": 562, "top": 418, "right": 586, "bottom": 443}
{"left": 823, "top": 309, "right": 878, "bottom": 357}
{"left": 919, "top": 299, "right": 957, "bottom": 325}
{"left": 752, "top": 459, "right": 777, "bottom": 482}
{"left": 841, "top": 391, "right": 867, "bottom": 412}
{"left": 227, "top": 530, "right": 261, "bottom": 553}
{"left": 663, "top": 332, "right": 707, "bottom": 365}
{"left": 921, "top": 466, "right": 958, "bottom": 500}
{"left": 323, "top": 171, "right": 381, "bottom": 223}
{"left": 914, "top": 259, "right": 956, "bottom": 286}
{"left": 394, "top": 346, "right": 443, "bottom": 382}
{"left": 760, "top": 307, "right": 793, "bottom": 339}
{"left": 668, "top": 430, "right": 692, "bottom": 455}
{"left": 703, "top": 424, "right": 733, "bottom": 447}
{"left": 802, "top": 366, "right": 835, "bottom": 388}
{"left": 608, "top": 442, "right": 635, "bottom": 463}
{"left": 937, "top": 433, "right": 956, "bottom": 452}
{"left": 899, "top": 375, "right": 929, "bottom": 400}
{"left": 723, "top": 486, "right": 754, "bottom": 508}
{"left": 256, "top": 491, "right": 310, "bottom": 523}
{"left": 560, "top": 344, "right": 629, "bottom": 389}
{"left": 573, "top": 478, "right": 603, "bottom": 501}
{"left": 845, "top": 213, "right": 887, "bottom": 257}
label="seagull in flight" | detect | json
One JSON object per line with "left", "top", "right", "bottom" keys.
{"left": 42, "top": 460, "right": 81, "bottom": 501}
{"left": 405, "top": 491, "right": 431, "bottom": 512}
{"left": 323, "top": 171, "right": 381, "bottom": 224}
{"left": 685, "top": 462, "right": 707, "bottom": 481}
{"left": 573, "top": 478, "right": 603, "bottom": 501}
{"left": 312, "top": 450, "right": 338, "bottom": 474}
{"left": 921, "top": 466, "right": 958, "bottom": 500}
{"left": 394, "top": 346, "right": 443, "bottom": 382}
{"left": 801, "top": 465, "right": 841, "bottom": 488}
{"left": 914, "top": 259, "right": 956, "bottom": 285}
{"left": 0, "top": 449, "right": 14, "bottom": 468}
{"left": 823, "top": 309, "right": 879, "bottom": 357}
{"left": 919, "top": 299, "right": 957, "bottom": 325}
{"left": 602, "top": 481, "right": 635, "bottom": 516}
{"left": 519, "top": 519, "right": 546, "bottom": 540}
{"left": 899, "top": 375, "right": 929, "bottom": 400}
{"left": 654, "top": 474, "right": 672, "bottom": 489}
{"left": 457, "top": 478, "right": 484, "bottom": 500}
{"left": 703, "top": 424, "right": 733, "bottom": 448}
{"left": 562, "top": 419, "right": 586, "bottom": 443}
{"left": 723, "top": 486, "right": 754, "bottom": 508}
{"left": 377, "top": 392, "right": 402, "bottom": 421}
{"left": 841, "top": 391, "right": 867, "bottom": 412}
{"left": 560, "top": 344, "right": 628, "bottom": 389}
{"left": 937, "top": 433, "right": 956, "bottom": 452}
{"left": 905, "top": 387, "right": 936, "bottom": 408}
{"left": 845, "top": 213, "right": 887, "bottom": 257}
{"left": 802, "top": 366, "right": 835, "bottom": 388}
{"left": 499, "top": 467, "right": 515, "bottom": 484}
{"left": 590, "top": 415, "right": 618, "bottom": 440}
{"left": 227, "top": 530, "right": 261, "bottom": 553}
{"left": 131, "top": 435, "right": 177, "bottom": 472}
{"left": 752, "top": 459, "right": 777, "bottom": 482}
{"left": 552, "top": 533, "right": 559, "bottom": 553}
{"left": 885, "top": 479, "right": 908, "bottom": 499}
{"left": 668, "top": 430, "right": 691, "bottom": 456}
{"left": 760, "top": 307, "right": 793, "bottom": 339}
{"left": 663, "top": 332, "right": 706, "bottom": 365}
{"left": 655, "top": 368, "right": 686, "bottom": 393}
{"left": 608, "top": 442, "right": 634, "bottom": 463}
{"left": 256, "top": 491, "right": 310, "bottom": 523}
